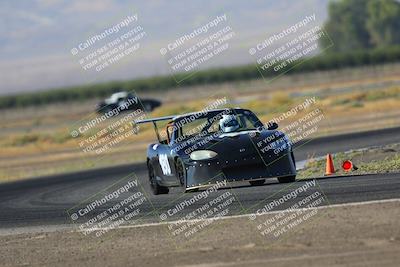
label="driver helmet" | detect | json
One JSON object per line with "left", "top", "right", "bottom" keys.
{"left": 219, "top": 115, "right": 240, "bottom": 133}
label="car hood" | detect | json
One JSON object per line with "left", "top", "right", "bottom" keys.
{"left": 174, "top": 130, "right": 287, "bottom": 158}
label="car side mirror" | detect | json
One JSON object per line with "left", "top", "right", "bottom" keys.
{"left": 267, "top": 122, "right": 278, "bottom": 130}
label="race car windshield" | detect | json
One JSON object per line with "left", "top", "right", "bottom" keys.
{"left": 177, "top": 110, "right": 262, "bottom": 140}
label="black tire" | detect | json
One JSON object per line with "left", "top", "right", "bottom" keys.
{"left": 277, "top": 175, "right": 296, "bottom": 183}
{"left": 249, "top": 179, "right": 265, "bottom": 186}
{"left": 148, "top": 163, "right": 169, "bottom": 195}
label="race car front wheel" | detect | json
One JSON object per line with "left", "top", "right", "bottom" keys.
{"left": 148, "top": 163, "right": 169, "bottom": 195}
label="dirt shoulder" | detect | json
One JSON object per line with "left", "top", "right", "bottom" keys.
{"left": 298, "top": 142, "right": 400, "bottom": 178}
{"left": 1, "top": 200, "right": 399, "bottom": 267}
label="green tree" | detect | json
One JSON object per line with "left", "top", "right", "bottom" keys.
{"left": 321, "top": 0, "right": 400, "bottom": 52}
{"left": 366, "top": 0, "right": 400, "bottom": 47}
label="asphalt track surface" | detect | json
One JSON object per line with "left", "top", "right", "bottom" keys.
{"left": 0, "top": 127, "right": 399, "bottom": 229}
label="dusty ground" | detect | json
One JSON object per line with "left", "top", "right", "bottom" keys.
{"left": 1, "top": 200, "right": 399, "bottom": 267}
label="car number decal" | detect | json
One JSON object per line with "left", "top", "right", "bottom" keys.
{"left": 159, "top": 154, "right": 172, "bottom": 175}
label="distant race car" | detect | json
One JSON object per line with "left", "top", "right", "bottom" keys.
{"left": 96, "top": 91, "right": 161, "bottom": 114}
{"left": 135, "top": 108, "right": 296, "bottom": 194}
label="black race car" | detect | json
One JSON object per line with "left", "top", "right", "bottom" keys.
{"left": 96, "top": 91, "right": 161, "bottom": 114}
{"left": 135, "top": 108, "right": 296, "bottom": 194}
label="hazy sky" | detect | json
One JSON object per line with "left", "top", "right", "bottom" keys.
{"left": 0, "top": 0, "right": 329, "bottom": 95}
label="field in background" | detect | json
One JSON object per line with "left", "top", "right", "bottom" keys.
{"left": 1, "top": 46, "right": 400, "bottom": 109}
{"left": 1, "top": 63, "right": 400, "bottom": 182}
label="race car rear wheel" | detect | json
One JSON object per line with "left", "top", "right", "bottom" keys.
{"left": 277, "top": 175, "right": 296, "bottom": 183}
{"left": 148, "top": 163, "right": 169, "bottom": 195}
{"left": 249, "top": 179, "right": 265, "bottom": 186}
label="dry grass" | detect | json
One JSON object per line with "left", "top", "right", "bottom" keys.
{"left": 1, "top": 63, "right": 400, "bottom": 182}
{"left": 298, "top": 143, "right": 400, "bottom": 179}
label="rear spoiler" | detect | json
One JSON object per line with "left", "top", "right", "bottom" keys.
{"left": 135, "top": 115, "right": 176, "bottom": 124}
{"left": 133, "top": 115, "right": 176, "bottom": 142}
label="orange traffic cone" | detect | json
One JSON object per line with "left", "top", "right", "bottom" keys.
{"left": 325, "top": 154, "right": 335, "bottom": 175}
